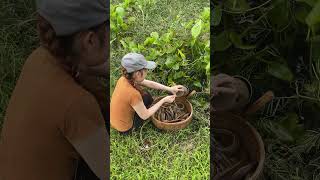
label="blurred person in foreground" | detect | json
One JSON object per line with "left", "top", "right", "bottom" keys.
{"left": 211, "top": 73, "right": 253, "bottom": 113}
{"left": 0, "top": 0, "right": 109, "bottom": 179}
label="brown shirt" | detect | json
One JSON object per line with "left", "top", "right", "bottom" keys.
{"left": 0, "top": 47, "right": 105, "bottom": 180}
{"left": 110, "top": 76, "right": 142, "bottom": 132}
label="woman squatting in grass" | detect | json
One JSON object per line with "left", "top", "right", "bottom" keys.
{"left": 110, "top": 53, "right": 185, "bottom": 134}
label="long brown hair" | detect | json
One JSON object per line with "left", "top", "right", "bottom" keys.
{"left": 121, "top": 67, "right": 144, "bottom": 94}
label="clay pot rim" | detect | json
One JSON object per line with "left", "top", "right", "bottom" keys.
{"left": 214, "top": 113, "right": 265, "bottom": 179}
{"left": 246, "top": 122, "right": 265, "bottom": 179}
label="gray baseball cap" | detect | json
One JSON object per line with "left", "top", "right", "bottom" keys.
{"left": 36, "top": 0, "right": 108, "bottom": 36}
{"left": 121, "top": 53, "right": 157, "bottom": 73}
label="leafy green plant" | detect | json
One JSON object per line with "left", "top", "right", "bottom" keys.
{"left": 110, "top": 0, "right": 137, "bottom": 42}
{"left": 211, "top": 0, "right": 320, "bottom": 178}
{"left": 114, "top": 7, "right": 210, "bottom": 90}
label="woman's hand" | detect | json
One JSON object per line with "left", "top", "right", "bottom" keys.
{"left": 162, "top": 95, "right": 176, "bottom": 103}
{"left": 169, "top": 85, "right": 185, "bottom": 95}
{"left": 133, "top": 94, "right": 176, "bottom": 120}
{"left": 211, "top": 74, "right": 250, "bottom": 112}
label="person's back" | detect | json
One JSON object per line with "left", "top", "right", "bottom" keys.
{"left": 0, "top": 47, "right": 104, "bottom": 180}
{"left": 0, "top": 1, "right": 109, "bottom": 179}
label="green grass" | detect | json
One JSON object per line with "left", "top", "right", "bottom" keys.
{"left": 110, "top": 0, "right": 210, "bottom": 179}
{"left": 0, "top": 0, "right": 37, "bottom": 131}
{"left": 110, "top": 97, "right": 210, "bottom": 179}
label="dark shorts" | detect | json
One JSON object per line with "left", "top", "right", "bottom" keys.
{"left": 120, "top": 90, "right": 154, "bottom": 135}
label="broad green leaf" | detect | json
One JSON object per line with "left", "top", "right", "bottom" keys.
{"left": 110, "top": 10, "right": 117, "bottom": 18}
{"left": 148, "top": 52, "right": 156, "bottom": 60}
{"left": 203, "top": 54, "right": 210, "bottom": 63}
{"left": 178, "top": 49, "right": 186, "bottom": 60}
{"left": 306, "top": 1, "right": 320, "bottom": 27}
{"left": 161, "top": 32, "right": 173, "bottom": 43}
{"left": 191, "top": 20, "right": 203, "bottom": 39}
{"left": 115, "top": 7, "right": 125, "bottom": 17}
{"left": 201, "top": 7, "right": 210, "bottom": 21}
{"left": 121, "top": 23, "right": 128, "bottom": 30}
{"left": 174, "top": 72, "right": 185, "bottom": 79}
{"left": 212, "top": 5, "right": 222, "bottom": 26}
{"left": 124, "top": 0, "right": 132, "bottom": 7}
{"left": 128, "top": 41, "right": 138, "bottom": 52}
{"left": 144, "top": 37, "right": 155, "bottom": 46}
{"left": 268, "top": 62, "right": 294, "bottom": 82}
{"left": 173, "top": 41, "right": 184, "bottom": 50}
{"left": 165, "top": 57, "right": 176, "bottom": 68}
{"left": 116, "top": 16, "right": 124, "bottom": 26}
{"left": 168, "top": 76, "right": 175, "bottom": 85}
{"left": 137, "top": 44, "right": 145, "bottom": 51}
{"left": 185, "top": 20, "right": 194, "bottom": 29}
{"left": 193, "top": 81, "right": 202, "bottom": 88}
{"left": 213, "top": 31, "right": 232, "bottom": 51}
{"left": 172, "top": 63, "right": 179, "bottom": 70}
{"left": 147, "top": 48, "right": 161, "bottom": 60}
{"left": 120, "top": 40, "right": 127, "bottom": 49}
{"left": 150, "top": 32, "right": 159, "bottom": 40}
{"left": 229, "top": 32, "right": 256, "bottom": 50}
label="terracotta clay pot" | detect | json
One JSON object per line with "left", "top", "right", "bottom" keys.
{"left": 213, "top": 113, "right": 265, "bottom": 180}
{"left": 212, "top": 91, "right": 274, "bottom": 180}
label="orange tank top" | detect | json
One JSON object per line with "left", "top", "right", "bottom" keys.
{"left": 110, "top": 76, "right": 143, "bottom": 132}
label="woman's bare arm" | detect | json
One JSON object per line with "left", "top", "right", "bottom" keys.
{"left": 132, "top": 95, "right": 175, "bottom": 120}
{"left": 138, "top": 79, "right": 171, "bottom": 92}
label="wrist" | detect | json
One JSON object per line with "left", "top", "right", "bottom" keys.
{"left": 159, "top": 98, "right": 165, "bottom": 104}
{"left": 163, "top": 86, "right": 171, "bottom": 92}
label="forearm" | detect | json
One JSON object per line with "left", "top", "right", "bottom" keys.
{"left": 141, "top": 80, "right": 170, "bottom": 92}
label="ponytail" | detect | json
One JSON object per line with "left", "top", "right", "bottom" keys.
{"left": 121, "top": 67, "right": 143, "bottom": 94}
